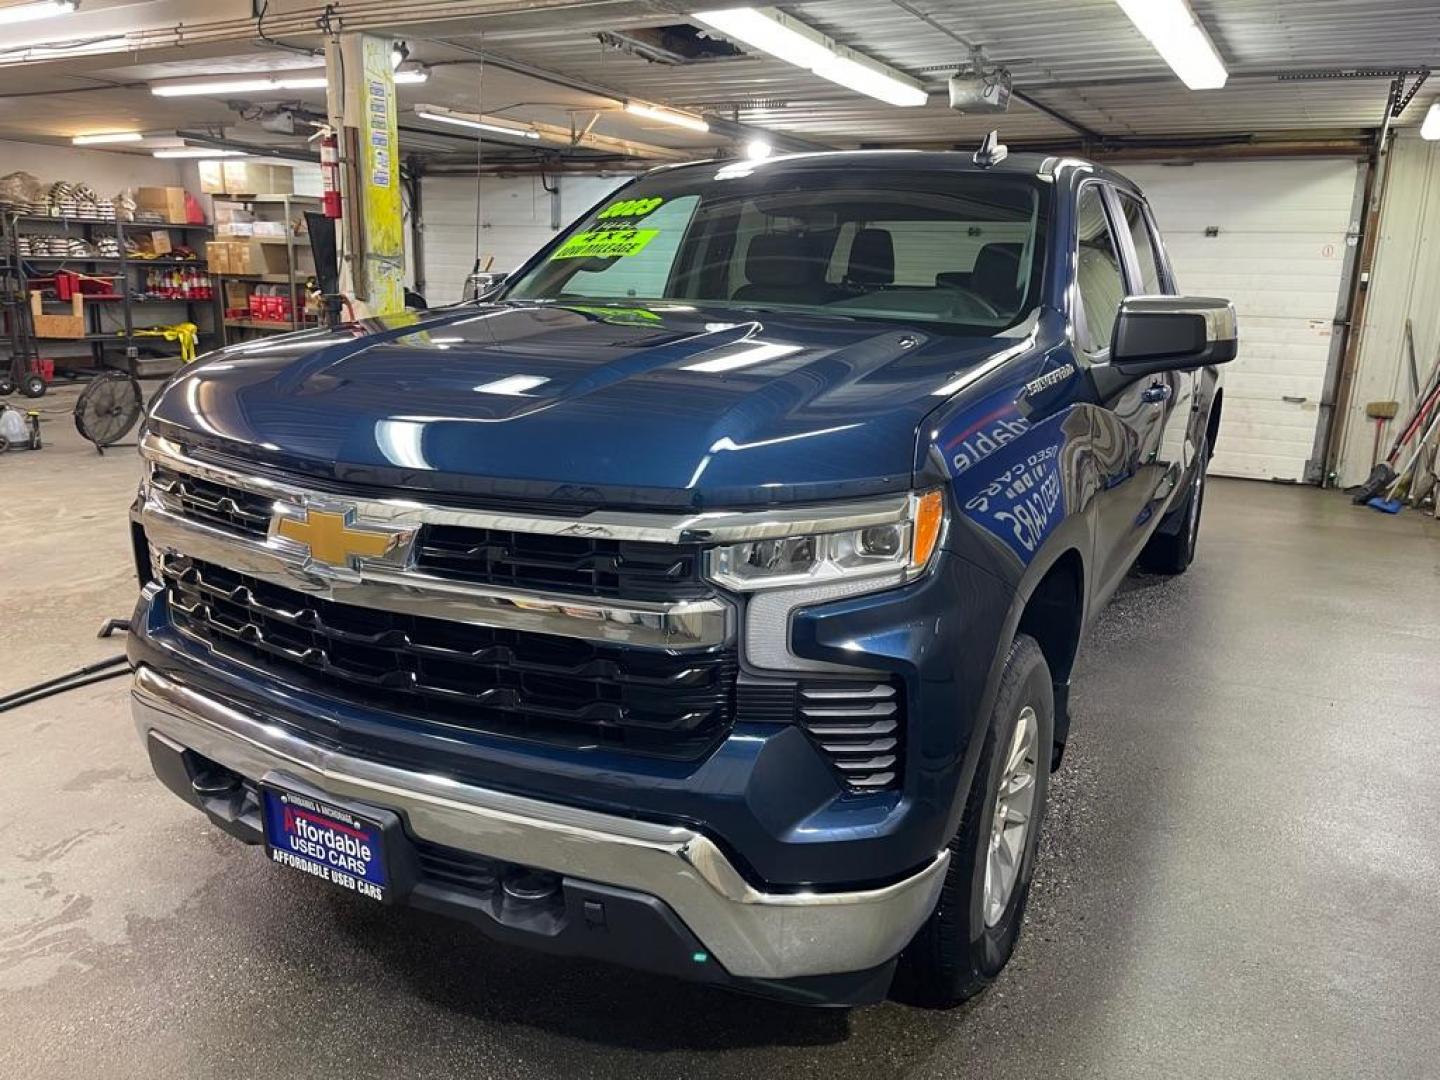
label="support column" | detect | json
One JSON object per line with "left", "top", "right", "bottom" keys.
{"left": 324, "top": 33, "right": 405, "bottom": 317}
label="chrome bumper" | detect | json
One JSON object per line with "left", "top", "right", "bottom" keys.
{"left": 131, "top": 665, "right": 947, "bottom": 980}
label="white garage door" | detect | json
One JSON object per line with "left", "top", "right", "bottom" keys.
{"left": 1121, "top": 160, "right": 1361, "bottom": 482}
{"left": 420, "top": 174, "right": 632, "bottom": 305}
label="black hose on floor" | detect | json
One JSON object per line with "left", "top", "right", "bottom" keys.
{"left": 0, "top": 655, "right": 130, "bottom": 714}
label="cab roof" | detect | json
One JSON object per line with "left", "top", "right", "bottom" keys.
{"left": 652, "top": 149, "right": 1142, "bottom": 195}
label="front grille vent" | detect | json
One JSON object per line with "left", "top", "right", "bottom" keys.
{"left": 414, "top": 525, "right": 708, "bottom": 601}
{"left": 151, "top": 466, "right": 273, "bottom": 539}
{"left": 797, "top": 681, "right": 903, "bottom": 792}
{"left": 162, "top": 556, "right": 735, "bottom": 759}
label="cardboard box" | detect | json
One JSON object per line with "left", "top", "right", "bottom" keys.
{"left": 223, "top": 280, "right": 250, "bottom": 310}
{"left": 198, "top": 161, "right": 225, "bottom": 194}
{"left": 29, "top": 291, "right": 86, "bottom": 339}
{"left": 217, "top": 221, "right": 253, "bottom": 238}
{"left": 150, "top": 230, "right": 172, "bottom": 256}
{"left": 135, "top": 186, "right": 189, "bottom": 224}
{"left": 212, "top": 203, "right": 254, "bottom": 225}
{"left": 221, "top": 161, "right": 294, "bottom": 195}
{"left": 204, "top": 241, "right": 231, "bottom": 274}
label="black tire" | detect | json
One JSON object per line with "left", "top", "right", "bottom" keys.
{"left": 20, "top": 373, "right": 46, "bottom": 399}
{"left": 0, "top": 434, "right": 9, "bottom": 454}
{"left": 893, "top": 634, "right": 1054, "bottom": 1008}
{"left": 0, "top": 378, "right": 14, "bottom": 397}
{"left": 1139, "top": 439, "right": 1209, "bottom": 575}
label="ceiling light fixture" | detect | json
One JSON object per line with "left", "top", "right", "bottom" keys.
{"left": 415, "top": 105, "right": 541, "bottom": 140}
{"left": 693, "top": 7, "right": 927, "bottom": 107}
{"left": 745, "top": 136, "right": 772, "bottom": 160}
{"left": 1422, "top": 103, "right": 1440, "bottom": 140}
{"left": 624, "top": 101, "right": 710, "bottom": 133}
{"left": 1112, "top": 0, "right": 1227, "bottom": 90}
{"left": 72, "top": 131, "right": 142, "bottom": 145}
{"left": 151, "top": 148, "right": 248, "bottom": 159}
{"left": 0, "top": 0, "right": 77, "bottom": 26}
{"left": 152, "top": 74, "right": 321, "bottom": 97}
{"left": 151, "top": 65, "right": 424, "bottom": 97}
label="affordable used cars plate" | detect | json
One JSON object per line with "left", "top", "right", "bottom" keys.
{"left": 262, "top": 784, "right": 388, "bottom": 902}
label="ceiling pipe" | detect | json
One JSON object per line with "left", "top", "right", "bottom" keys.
{"left": 174, "top": 130, "right": 320, "bottom": 163}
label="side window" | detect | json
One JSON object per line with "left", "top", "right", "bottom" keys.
{"left": 1119, "top": 195, "right": 1167, "bottom": 295}
{"left": 1074, "top": 186, "right": 1126, "bottom": 354}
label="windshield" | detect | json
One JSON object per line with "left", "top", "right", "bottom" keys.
{"left": 505, "top": 163, "right": 1048, "bottom": 335}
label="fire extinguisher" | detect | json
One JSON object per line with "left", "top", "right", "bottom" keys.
{"left": 320, "top": 129, "right": 342, "bottom": 219}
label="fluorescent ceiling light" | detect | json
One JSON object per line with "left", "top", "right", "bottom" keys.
{"left": 693, "top": 7, "right": 928, "bottom": 107}
{"left": 152, "top": 65, "right": 424, "bottom": 97}
{"left": 1113, "top": 0, "right": 1227, "bottom": 90}
{"left": 473, "top": 375, "right": 549, "bottom": 396}
{"left": 1423, "top": 103, "right": 1440, "bottom": 141}
{"left": 0, "top": 0, "right": 77, "bottom": 26}
{"left": 152, "top": 73, "right": 326, "bottom": 97}
{"left": 415, "top": 105, "right": 541, "bottom": 140}
{"left": 152, "top": 148, "right": 248, "bottom": 159}
{"left": 625, "top": 101, "right": 710, "bottom": 133}
{"left": 72, "top": 131, "right": 141, "bottom": 145}
{"left": 745, "top": 136, "right": 772, "bottom": 160}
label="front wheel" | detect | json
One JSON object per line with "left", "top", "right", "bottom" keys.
{"left": 892, "top": 634, "right": 1054, "bottom": 1007}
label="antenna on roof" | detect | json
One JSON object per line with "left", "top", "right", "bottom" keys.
{"left": 973, "top": 129, "right": 1008, "bottom": 168}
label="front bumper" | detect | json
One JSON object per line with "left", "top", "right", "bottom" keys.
{"left": 133, "top": 664, "right": 947, "bottom": 998}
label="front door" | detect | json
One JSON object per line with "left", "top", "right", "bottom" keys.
{"left": 1075, "top": 183, "right": 1175, "bottom": 602}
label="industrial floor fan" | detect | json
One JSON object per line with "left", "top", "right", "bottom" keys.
{"left": 74, "top": 371, "right": 143, "bottom": 453}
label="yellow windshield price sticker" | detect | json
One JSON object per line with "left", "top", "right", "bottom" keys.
{"left": 551, "top": 228, "right": 659, "bottom": 260}
{"left": 597, "top": 197, "right": 664, "bottom": 220}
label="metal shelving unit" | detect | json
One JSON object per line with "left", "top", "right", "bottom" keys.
{"left": 0, "top": 209, "right": 221, "bottom": 379}
{"left": 212, "top": 194, "right": 320, "bottom": 343}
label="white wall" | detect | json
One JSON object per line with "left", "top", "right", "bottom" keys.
{"left": 0, "top": 140, "right": 183, "bottom": 196}
{"left": 1334, "top": 134, "right": 1440, "bottom": 487}
{"left": 419, "top": 173, "right": 636, "bottom": 305}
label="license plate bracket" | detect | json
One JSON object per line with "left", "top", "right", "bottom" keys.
{"left": 260, "top": 775, "right": 413, "bottom": 904}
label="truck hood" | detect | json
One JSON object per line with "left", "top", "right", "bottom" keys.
{"left": 151, "top": 301, "right": 1027, "bottom": 509}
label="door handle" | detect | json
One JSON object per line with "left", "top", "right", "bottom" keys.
{"left": 1141, "top": 382, "right": 1172, "bottom": 404}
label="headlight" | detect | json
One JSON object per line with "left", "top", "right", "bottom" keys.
{"left": 707, "top": 490, "right": 945, "bottom": 592}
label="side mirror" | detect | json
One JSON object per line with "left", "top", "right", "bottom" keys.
{"left": 1111, "top": 296, "right": 1237, "bottom": 375}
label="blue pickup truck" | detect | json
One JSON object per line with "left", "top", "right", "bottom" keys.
{"left": 128, "top": 148, "right": 1233, "bottom": 1007}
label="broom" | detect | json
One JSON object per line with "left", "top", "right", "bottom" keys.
{"left": 1369, "top": 400, "right": 1440, "bottom": 513}
{"left": 1353, "top": 374, "right": 1440, "bottom": 504}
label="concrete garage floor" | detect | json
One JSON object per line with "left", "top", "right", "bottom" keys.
{"left": 2, "top": 387, "right": 1439, "bottom": 1080}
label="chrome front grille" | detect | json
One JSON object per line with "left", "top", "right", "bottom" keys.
{"left": 797, "top": 681, "right": 904, "bottom": 791}
{"left": 161, "top": 555, "right": 736, "bottom": 759}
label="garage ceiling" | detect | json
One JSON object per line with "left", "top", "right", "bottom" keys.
{"left": 0, "top": 0, "right": 1436, "bottom": 162}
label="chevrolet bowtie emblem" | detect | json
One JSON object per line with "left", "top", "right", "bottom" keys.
{"left": 274, "top": 507, "right": 413, "bottom": 569}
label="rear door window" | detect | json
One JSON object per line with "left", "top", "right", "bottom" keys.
{"left": 1117, "top": 194, "right": 1168, "bottom": 296}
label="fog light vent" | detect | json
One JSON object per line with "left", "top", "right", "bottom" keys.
{"left": 798, "top": 680, "right": 903, "bottom": 792}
